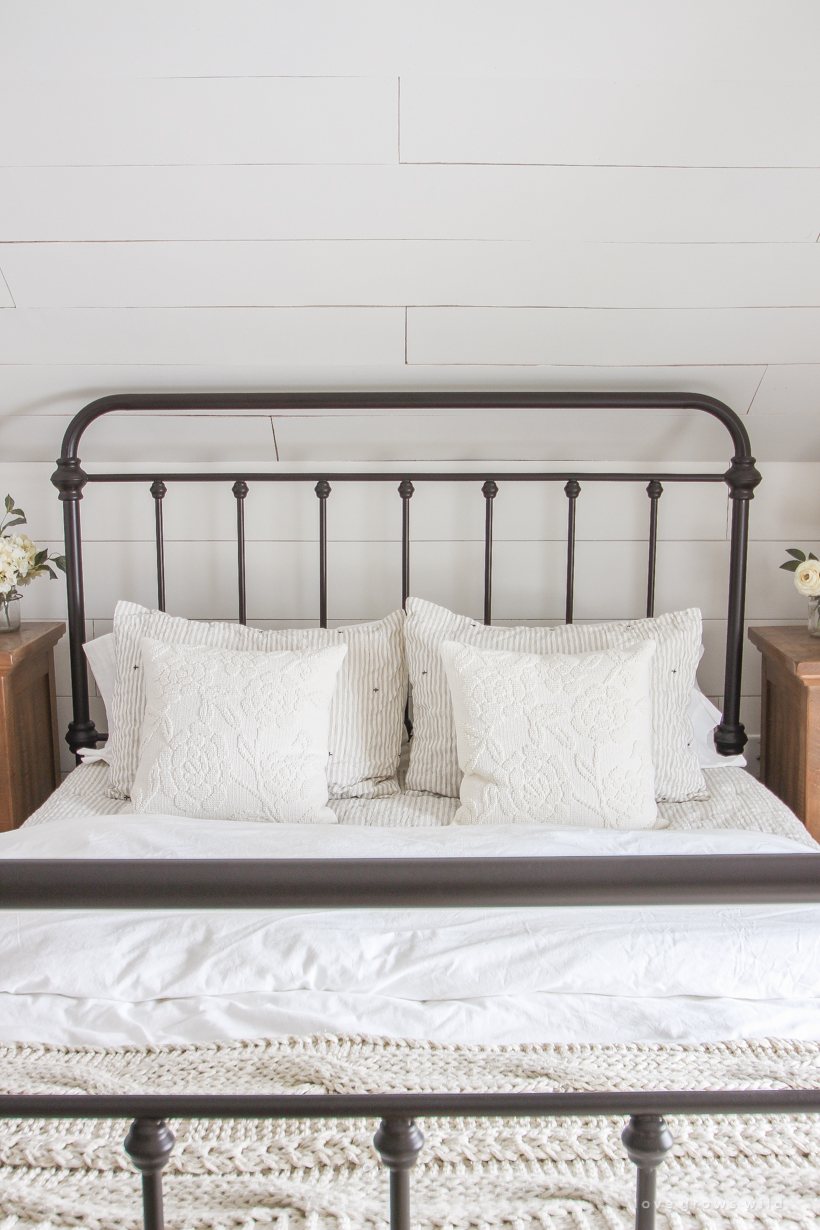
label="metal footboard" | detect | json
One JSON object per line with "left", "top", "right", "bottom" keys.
{"left": 4, "top": 854, "right": 820, "bottom": 1230}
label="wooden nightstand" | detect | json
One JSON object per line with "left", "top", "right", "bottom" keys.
{"left": 748, "top": 624, "right": 820, "bottom": 840}
{"left": 0, "top": 621, "right": 65, "bottom": 831}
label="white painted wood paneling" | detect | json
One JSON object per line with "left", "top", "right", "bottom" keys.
{"left": 4, "top": 240, "right": 820, "bottom": 309}
{"left": 3, "top": 1, "right": 818, "bottom": 769}
{"left": 400, "top": 78, "right": 820, "bottom": 168}
{"left": 408, "top": 307, "right": 820, "bottom": 366}
{"left": 749, "top": 364, "right": 820, "bottom": 415}
{"left": 4, "top": 166, "right": 820, "bottom": 244}
{"left": 0, "top": 307, "right": 405, "bottom": 365}
{"left": 3, "top": 2, "right": 819, "bottom": 81}
{"left": 0, "top": 78, "right": 397, "bottom": 166}
{"left": 273, "top": 410, "right": 736, "bottom": 464}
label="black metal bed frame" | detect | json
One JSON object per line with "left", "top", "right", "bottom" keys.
{"left": 6, "top": 389, "right": 814, "bottom": 1230}
{"left": 52, "top": 389, "right": 761, "bottom": 758}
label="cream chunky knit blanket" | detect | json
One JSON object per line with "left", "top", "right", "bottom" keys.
{"left": 0, "top": 1034, "right": 818, "bottom": 1230}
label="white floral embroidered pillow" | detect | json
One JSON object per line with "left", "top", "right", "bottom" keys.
{"left": 131, "top": 638, "right": 347, "bottom": 824}
{"left": 440, "top": 639, "right": 660, "bottom": 830}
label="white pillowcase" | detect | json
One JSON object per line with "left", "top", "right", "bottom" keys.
{"left": 404, "top": 597, "right": 706, "bottom": 803}
{"left": 107, "top": 602, "right": 406, "bottom": 802}
{"left": 131, "top": 638, "right": 347, "bottom": 824}
{"left": 440, "top": 639, "right": 659, "bottom": 830}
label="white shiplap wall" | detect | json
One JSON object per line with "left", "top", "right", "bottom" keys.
{"left": 1, "top": 2, "right": 819, "bottom": 774}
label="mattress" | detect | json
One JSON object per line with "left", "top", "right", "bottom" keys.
{"left": 1, "top": 763, "right": 817, "bottom": 1049}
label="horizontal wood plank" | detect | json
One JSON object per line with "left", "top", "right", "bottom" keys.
{"left": 407, "top": 306, "right": 820, "bottom": 366}
{"left": 400, "top": 77, "right": 820, "bottom": 168}
{"left": 3, "top": 166, "right": 819, "bottom": 244}
{"left": 0, "top": 77, "right": 398, "bottom": 166}
{"left": 4, "top": 240, "right": 820, "bottom": 309}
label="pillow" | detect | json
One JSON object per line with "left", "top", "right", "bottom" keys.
{"left": 107, "top": 602, "right": 406, "bottom": 802}
{"left": 131, "top": 639, "right": 346, "bottom": 823}
{"left": 404, "top": 597, "right": 706, "bottom": 803}
{"left": 440, "top": 639, "right": 659, "bottom": 829}
{"left": 83, "top": 633, "right": 116, "bottom": 730}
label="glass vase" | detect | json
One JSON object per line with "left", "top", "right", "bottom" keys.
{"left": 809, "top": 595, "right": 820, "bottom": 638}
{"left": 0, "top": 593, "right": 21, "bottom": 634}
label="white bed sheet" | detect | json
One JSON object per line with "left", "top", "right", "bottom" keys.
{"left": 3, "top": 768, "right": 819, "bottom": 1048}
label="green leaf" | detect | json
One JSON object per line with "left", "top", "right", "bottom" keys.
{"left": 3, "top": 496, "right": 12, "bottom": 513}
{"left": 786, "top": 548, "right": 807, "bottom": 560}
{"left": 11, "top": 509, "right": 25, "bottom": 518}
{"left": 3, "top": 517, "right": 25, "bottom": 529}
{"left": 33, "top": 549, "right": 47, "bottom": 566}
{"left": 810, "top": 553, "right": 818, "bottom": 561}
{"left": 53, "top": 556, "right": 66, "bottom": 573}
{"left": 43, "top": 566, "right": 57, "bottom": 580}
{"left": 780, "top": 560, "right": 801, "bottom": 571}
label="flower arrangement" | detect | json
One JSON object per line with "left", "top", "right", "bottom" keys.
{"left": 781, "top": 548, "right": 820, "bottom": 636}
{"left": 0, "top": 496, "right": 65, "bottom": 632}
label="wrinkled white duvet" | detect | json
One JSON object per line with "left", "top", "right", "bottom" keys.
{"left": 0, "top": 814, "right": 818, "bottom": 1046}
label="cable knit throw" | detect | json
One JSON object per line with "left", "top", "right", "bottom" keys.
{"left": 0, "top": 1034, "right": 818, "bottom": 1230}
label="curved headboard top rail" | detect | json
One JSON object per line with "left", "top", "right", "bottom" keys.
{"left": 57, "top": 389, "right": 754, "bottom": 463}
{"left": 52, "top": 390, "right": 761, "bottom": 760}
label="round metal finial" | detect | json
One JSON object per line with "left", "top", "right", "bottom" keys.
{"left": 482, "top": 479, "right": 498, "bottom": 500}
{"left": 124, "top": 1118, "right": 176, "bottom": 1175}
{"left": 373, "top": 1117, "right": 424, "bottom": 1170}
{"left": 315, "top": 479, "right": 331, "bottom": 499}
{"left": 398, "top": 479, "right": 415, "bottom": 500}
{"left": 232, "top": 479, "right": 248, "bottom": 500}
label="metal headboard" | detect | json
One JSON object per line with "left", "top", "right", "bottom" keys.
{"left": 51, "top": 391, "right": 761, "bottom": 759}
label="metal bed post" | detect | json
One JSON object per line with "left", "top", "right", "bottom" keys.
{"left": 715, "top": 454, "right": 761, "bottom": 755}
{"left": 51, "top": 453, "right": 96, "bottom": 757}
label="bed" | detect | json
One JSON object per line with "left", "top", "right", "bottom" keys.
{"left": 2, "top": 390, "right": 820, "bottom": 1230}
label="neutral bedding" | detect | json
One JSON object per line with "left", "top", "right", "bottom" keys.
{"left": 1, "top": 761, "right": 817, "bottom": 1049}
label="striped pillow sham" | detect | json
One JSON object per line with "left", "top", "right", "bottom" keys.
{"left": 404, "top": 597, "right": 707, "bottom": 803}
{"left": 107, "top": 602, "right": 406, "bottom": 802}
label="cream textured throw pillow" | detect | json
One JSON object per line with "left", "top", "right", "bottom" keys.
{"left": 107, "top": 602, "right": 406, "bottom": 802}
{"left": 131, "top": 639, "right": 347, "bottom": 824}
{"left": 440, "top": 639, "right": 659, "bottom": 829}
{"left": 405, "top": 597, "right": 705, "bottom": 803}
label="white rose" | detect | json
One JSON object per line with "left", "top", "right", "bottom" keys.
{"left": 795, "top": 560, "right": 820, "bottom": 597}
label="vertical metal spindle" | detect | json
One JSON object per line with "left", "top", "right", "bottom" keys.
{"left": 564, "top": 479, "right": 581, "bottom": 624}
{"left": 232, "top": 480, "right": 248, "bottom": 626}
{"left": 645, "top": 480, "right": 663, "bottom": 618}
{"left": 482, "top": 480, "right": 498, "bottom": 625}
{"left": 398, "top": 479, "right": 414, "bottom": 609}
{"left": 315, "top": 479, "right": 331, "bottom": 629}
{"left": 124, "top": 1118, "right": 175, "bottom": 1230}
{"left": 373, "top": 1118, "right": 425, "bottom": 1230}
{"left": 621, "top": 1114, "right": 674, "bottom": 1230}
{"left": 150, "top": 480, "right": 167, "bottom": 612}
